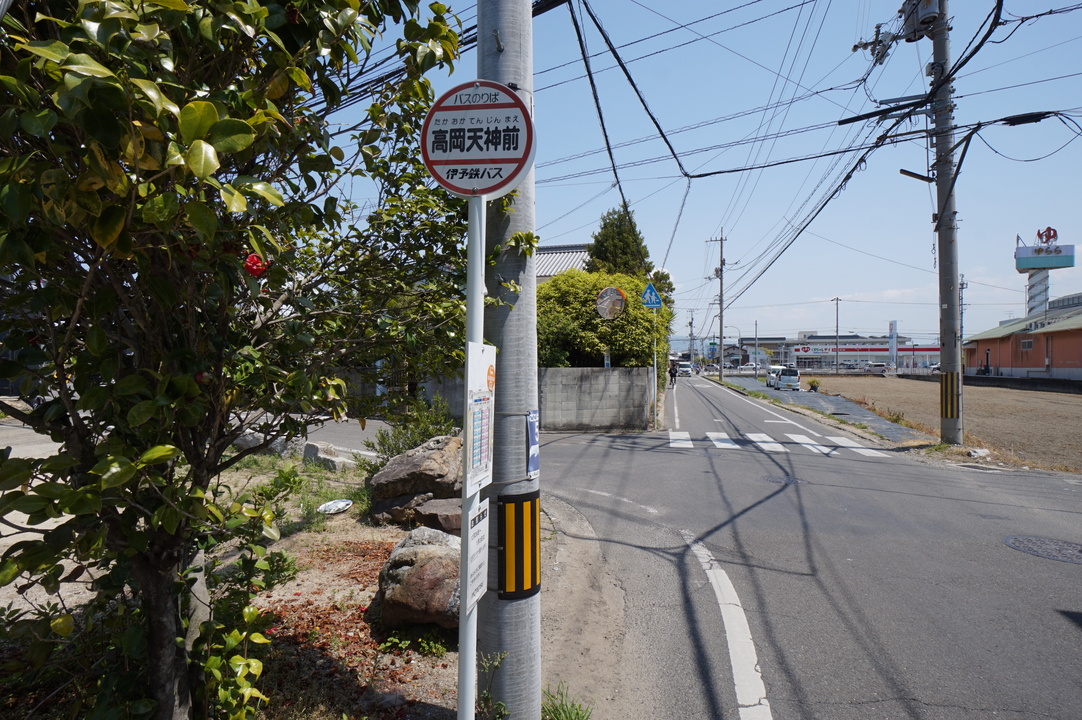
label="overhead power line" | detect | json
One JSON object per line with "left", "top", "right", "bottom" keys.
{"left": 565, "top": 1, "right": 630, "bottom": 209}
{"left": 537, "top": 92, "right": 844, "bottom": 169}
{"left": 536, "top": 1, "right": 817, "bottom": 93}
{"left": 538, "top": 129, "right": 925, "bottom": 184}
{"left": 538, "top": 0, "right": 772, "bottom": 79}
{"left": 805, "top": 230, "right": 1024, "bottom": 294}
{"left": 724, "top": 1, "right": 1008, "bottom": 307}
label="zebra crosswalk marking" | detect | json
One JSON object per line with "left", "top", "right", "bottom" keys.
{"left": 667, "top": 430, "right": 887, "bottom": 458}
{"left": 826, "top": 436, "right": 888, "bottom": 457}
{"left": 707, "top": 432, "right": 740, "bottom": 449}
{"left": 785, "top": 434, "right": 836, "bottom": 455}
{"left": 746, "top": 433, "right": 788, "bottom": 453}
{"left": 669, "top": 431, "right": 694, "bottom": 448}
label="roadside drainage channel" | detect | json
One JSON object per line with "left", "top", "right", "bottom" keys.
{"left": 721, "top": 376, "right": 933, "bottom": 444}
{"left": 1003, "top": 536, "right": 1082, "bottom": 565}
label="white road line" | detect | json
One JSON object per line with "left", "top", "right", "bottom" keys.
{"left": 747, "top": 433, "right": 788, "bottom": 453}
{"left": 726, "top": 390, "right": 822, "bottom": 437}
{"left": 672, "top": 382, "right": 680, "bottom": 430}
{"left": 826, "top": 436, "right": 888, "bottom": 457}
{"left": 669, "top": 431, "right": 694, "bottom": 448}
{"left": 682, "top": 532, "right": 773, "bottom": 720}
{"left": 707, "top": 432, "right": 740, "bottom": 449}
{"left": 785, "top": 434, "right": 836, "bottom": 456}
{"left": 581, "top": 489, "right": 659, "bottom": 515}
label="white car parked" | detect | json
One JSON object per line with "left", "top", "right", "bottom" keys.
{"left": 776, "top": 366, "right": 801, "bottom": 390}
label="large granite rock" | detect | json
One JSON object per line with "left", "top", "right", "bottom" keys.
{"left": 369, "top": 435, "right": 462, "bottom": 500}
{"left": 377, "top": 527, "right": 460, "bottom": 628}
{"left": 368, "top": 436, "right": 463, "bottom": 533}
{"left": 413, "top": 498, "right": 462, "bottom": 535}
{"left": 371, "top": 492, "right": 435, "bottom": 524}
{"left": 302, "top": 441, "right": 356, "bottom": 472}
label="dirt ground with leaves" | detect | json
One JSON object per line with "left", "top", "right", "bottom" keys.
{"left": 1, "top": 451, "right": 610, "bottom": 720}
{"left": 248, "top": 519, "right": 460, "bottom": 720}
{"left": 812, "top": 374, "right": 1082, "bottom": 473}
{"left": 246, "top": 495, "right": 626, "bottom": 720}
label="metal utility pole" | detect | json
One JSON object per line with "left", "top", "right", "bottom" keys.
{"left": 959, "top": 273, "right": 968, "bottom": 342}
{"left": 845, "top": 0, "right": 964, "bottom": 441}
{"left": 476, "top": 1, "right": 541, "bottom": 717}
{"left": 707, "top": 232, "right": 729, "bottom": 376}
{"left": 754, "top": 321, "right": 759, "bottom": 378}
{"left": 688, "top": 312, "right": 695, "bottom": 361}
{"left": 930, "top": 0, "right": 964, "bottom": 444}
{"left": 833, "top": 297, "right": 840, "bottom": 374}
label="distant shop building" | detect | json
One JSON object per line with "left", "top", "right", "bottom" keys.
{"left": 963, "top": 291, "right": 1082, "bottom": 380}
{"left": 775, "top": 331, "right": 939, "bottom": 369}
{"left": 716, "top": 331, "right": 939, "bottom": 369}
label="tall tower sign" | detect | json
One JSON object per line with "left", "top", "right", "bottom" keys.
{"left": 1016, "top": 228, "right": 1075, "bottom": 315}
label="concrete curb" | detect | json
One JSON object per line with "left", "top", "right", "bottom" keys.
{"left": 302, "top": 441, "right": 369, "bottom": 472}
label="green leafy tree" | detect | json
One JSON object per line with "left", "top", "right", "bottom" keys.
{"left": 584, "top": 204, "right": 673, "bottom": 304}
{"left": 584, "top": 204, "right": 651, "bottom": 276}
{"left": 537, "top": 270, "right": 672, "bottom": 368}
{"left": 0, "top": 1, "right": 462, "bottom": 718}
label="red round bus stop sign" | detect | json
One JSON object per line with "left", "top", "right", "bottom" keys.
{"left": 421, "top": 80, "right": 536, "bottom": 199}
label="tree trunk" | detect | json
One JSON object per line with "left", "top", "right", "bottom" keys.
{"left": 132, "top": 550, "right": 190, "bottom": 720}
{"left": 184, "top": 551, "right": 212, "bottom": 719}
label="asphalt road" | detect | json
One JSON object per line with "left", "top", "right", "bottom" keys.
{"left": 541, "top": 376, "right": 1082, "bottom": 719}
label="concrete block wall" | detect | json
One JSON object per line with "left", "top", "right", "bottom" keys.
{"left": 369, "top": 367, "right": 654, "bottom": 430}
{"left": 421, "top": 374, "right": 465, "bottom": 418}
{"left": 538, "top": 367, "right": 653, "bottom": 431}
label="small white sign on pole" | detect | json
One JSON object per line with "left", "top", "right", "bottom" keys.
{"left": 526, "top": 409, "right": 540, "bottom": 480}
{"left": 465, "top": 342, "right": 496, "bottom": 496}
{"left": 466, "top": 498, "right": 490, "bottom": 612}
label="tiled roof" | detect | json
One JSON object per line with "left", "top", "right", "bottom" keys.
{"left": 536, "top": 244, "right": 589, "bottom": 279}
{"left": 964, "top": 294, "right": 1082, "bottom": 342}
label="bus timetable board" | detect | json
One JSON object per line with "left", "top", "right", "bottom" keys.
{"left": 464, "top": 342, "right": 495, "bottom": 496}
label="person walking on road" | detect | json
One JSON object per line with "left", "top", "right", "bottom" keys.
{"left": 668, "top": 363, "right": 678, "bottom": 387}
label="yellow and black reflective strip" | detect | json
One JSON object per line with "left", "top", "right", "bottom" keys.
{"left": 498, "top": 490, "right": 541, "bottom": 599}
{"left": 940, "top": 371, "right": 961, "bottom": 419}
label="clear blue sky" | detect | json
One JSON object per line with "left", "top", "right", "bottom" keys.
{"left": 361, "top": 2, "right": 1082, "bottom": 346}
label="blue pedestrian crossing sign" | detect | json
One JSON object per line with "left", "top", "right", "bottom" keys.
{"left": 641, "top": 282, "right": 663, "bottom": 309}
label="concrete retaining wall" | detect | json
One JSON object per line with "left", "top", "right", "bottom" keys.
{"left": 421, "top": 374, "right": 465, "bottom": 418}
{"left": 387, "top": 367, "right": 655, "bottom": 431}
{"left": 538, "top": 367, "right": 654, "bottom": 431}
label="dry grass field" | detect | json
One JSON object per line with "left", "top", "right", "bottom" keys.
{"left": 813, "top": 375, "right": 1082, "bottom": 473}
